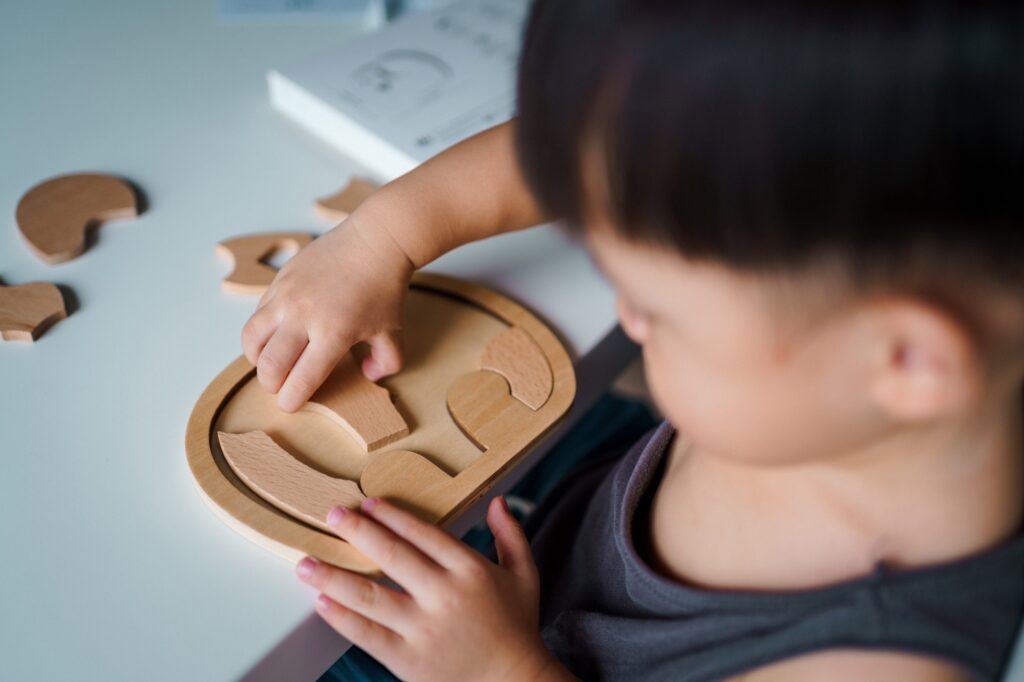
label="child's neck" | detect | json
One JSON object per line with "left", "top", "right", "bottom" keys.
{"left": 646, "top": 392, "right": 1023, "bottom": 592}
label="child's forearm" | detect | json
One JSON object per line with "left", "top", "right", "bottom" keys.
{"left": 241, "top": 121, "right": 549, "bottom": 410}
{"left": 351, "top": 120, "right": 551, "bottom": 269}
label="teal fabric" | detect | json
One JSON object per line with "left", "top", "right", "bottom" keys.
{"left": 319, "top": 394, "right": 657, "bottom": 682}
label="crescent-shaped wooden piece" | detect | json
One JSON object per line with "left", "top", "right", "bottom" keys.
{"left": 302, "top": 353, "right": 410, "bottom": 452}
{"left": 186, "top": 273, "right": 578, "bottom": 574}
{"left": 16, "top": 173, "right": 139, "bottom": 265}
{"left": 480, "top": 326, "right": 553, "bottom": 410}
{"left": 446, "top": 370, "right": 535, "bottom": 452}
{"left": 314, "top": 177, "right": 379, "bottom": 221}
{"left": 218, "top": 430, "right": 365, "bottom": 534}
{"left": 0, "top": 281, "right": 67, "bottom": 342}
{"left": 215, "top": 232, "right": 314, "bottom": 295}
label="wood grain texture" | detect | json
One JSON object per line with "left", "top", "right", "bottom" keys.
{"left": 446, "top": 370, "right": 534, "bottom": 451}
{"left": 215, "top": 232, "right": 314, "bottom": 295}
{"left": 480, "top": 326, "right": 552, "bottom": 410}
{"left": 186, "top": 273, "right": 576, "bottom": 574}
{"left": 218, "top": 430, "right": 364, "bottom": 534}
{"left": 314, "top": 177, "right": 379, "bottom": 221}
{"left": 302, "top": 353, "right": 409, "bottom": 452}
{"left": 215, "top": 289, "right": 504, "bottom": 482}
{"left": 360, "top": 449, "right": 458, "bottom": 522}
{"left": 0, "top": 281, "right": 67, "bottom": 342}
{"left": 16, "top": 173, "right": 139, "bottom": 265}
{"left": 188, "top": 354, "right": 379, "bottom": 574}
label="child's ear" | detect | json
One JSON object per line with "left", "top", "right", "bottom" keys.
{"left": 616, "top": 295, "right": 649, "bottom": 344}
{"left": 867, "top": 298, "right": 981, "bottom": 422}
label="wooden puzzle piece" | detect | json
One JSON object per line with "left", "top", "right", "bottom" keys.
{"left": 314, "top": 177, "right": 379, "bottom": 221}
{"left": 480, "top": 326, "right": 553, "bottom": 410}
{"left": 187, "top": 273, "right": 578, "bottom": 574}
{"left": 218, "top": 430, "right": 365, "bottom": 534}
{"left": 446, "top": 370, "right": 535, "bottom": 452}
{"left": 215, "top": 232, "right": 314, "bottom": 295}
{"left": 0, "top": 281, "right": 67, "bottom": 342}
{"left": 360, "top": 450, "right": 459, "bottom": 522}
{"left": 16, "top": 173, "right": 139, "bottom": 265}
{"left": 302, "top": 353, "right": 409, "bottom": 452}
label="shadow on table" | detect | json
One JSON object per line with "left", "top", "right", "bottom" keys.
{"left": 239, "top": 612, "right": 350, "bottom": 682}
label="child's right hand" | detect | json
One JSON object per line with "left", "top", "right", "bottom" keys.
{"left": 241, "top": 215, "right": 415, "bottom": 413}
{"left": 242, "top": 123, "right": 548, "bottom": 412}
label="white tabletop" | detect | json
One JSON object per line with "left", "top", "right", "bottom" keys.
{"left": 0, "top": 2, "right": 629, "bottom": 680}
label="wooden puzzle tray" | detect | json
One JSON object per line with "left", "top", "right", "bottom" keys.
{"left": 186, "top": 272, "right": 576, "bottom": 574}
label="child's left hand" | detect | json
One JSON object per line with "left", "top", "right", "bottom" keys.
{"left": 296, "top": 496, "right": 571, "bottom": 682}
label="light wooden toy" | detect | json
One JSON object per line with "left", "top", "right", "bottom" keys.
{"left": 186, "top": 272, "right": 575, "bottom": 574}
{"left": 219, "top": 431, "right": 365, "bottom": 534}
{"left": 314, "top": 178, "right": 379, "bottom": 221}
{"left": 16, "top": 173, "right": 139, "bottom": 265}
{"left": 479, "top": 326, "right": 553, "bottom": 410}
{"left": 0, "top": 281, "right": 67, "bottom": 342}
{"left": 302, "top": 353, "right": 410, "bottom": 451}
{"left": 447, "top": 370, "right": 534, "bottom": 451}
{"left": 215, "top": 232, "right": 314, "bottom": 295}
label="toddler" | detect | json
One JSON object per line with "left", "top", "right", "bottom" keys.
{"left": 245, "top": 1, "right": 1024, "bottom": 679}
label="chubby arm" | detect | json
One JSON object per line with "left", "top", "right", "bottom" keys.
{"left": 360, "top": 119, "right": 550, "bottom": 269}
{"left": 242, "top": 121, "right": 551, "bottom": 412}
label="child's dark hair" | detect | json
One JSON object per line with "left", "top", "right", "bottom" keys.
{"left": 515, "top": 0, "right": 1024, "bottom": 291}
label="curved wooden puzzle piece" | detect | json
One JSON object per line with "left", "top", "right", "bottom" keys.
{"left": 315, "top": 177, "right": 379, "bottom": 221}
{"left": 0, "top": 282, "right": 67, "bottom": 342}
{"left": 446, "top": 370, "right": 535, "bottom": 452}
{"left": 480, "top": 326, "right": 553, "bottom": 410}
{"left": 215, "top": 232, "right": 314, "bottom": 295}
{"left": 16, "top": 173, "right": 139, "bottom": 265}
{"left": 219, "top": 430, "right": 365, "bottom": 534}
{"left": 361, "top": 450, "right": 459, "bottom": 522}
{"left": 302, "top": 353, "right": 409, "bottom": 452}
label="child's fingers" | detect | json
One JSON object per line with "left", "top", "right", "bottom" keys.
{"left": 254, "top": 281, "right": 278, "bottom": 311}
{"left": 326, "top": 506, "right": 446, "bottom": 596}
{"left": 256, "top": 326, "right": 308, "bottom": 394}
{"left": 359, "top": 498, "right": 473, "bottom": 572}
{"left": 314, "top": 594, "right": 404, "bottom": 665}
{"left": 298, "top": 557, "right": 412, "bottom": 634}
{"left": 363, "top": 330, "right": 404, "bottom": 381}
{"left": 277, "top": 338, "right": 350, "bottom": 413}
{"left": 487, "top": 497, "right": 538, "bottom": 586}
{"left": 241, "top": 308, "right": 278, "bottom": 367}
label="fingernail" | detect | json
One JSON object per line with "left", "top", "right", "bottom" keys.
{"left": 361, "top": 497, "right": 380, "bottom": 513}
{"left": 315, "top": 594, "right": 332, "bottom": 612}
{"left": 296, "top": 557, "right": 317, "bottom": 580}
{"left": 363, "top": 360, "right": 381, "bottom": 381}
{"left": 499, "top": 496, "right": 511, "bottom": 513}
{"left": 327, "top": 506, "right": 348, "bottom": 526}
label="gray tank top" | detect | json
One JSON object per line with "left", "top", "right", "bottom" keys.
{"left": 526, "top": 422, "right": 1024, "bottom": 681}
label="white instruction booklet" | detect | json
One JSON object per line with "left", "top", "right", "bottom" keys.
{"left": 268, "top": 0, "right": 529, "bottom": 180}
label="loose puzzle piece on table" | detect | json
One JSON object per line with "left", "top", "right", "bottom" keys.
{"left": 16, "top": 173, "right": 139, "bottom": 265}
{"left": 215, "top": 231, "right": 314, "bottom": 295}
{"left": 0, "top": 281, "right": 67, "bottom": 342}
{"left": 314, "top": 177, "right": 379, "bottom": 221}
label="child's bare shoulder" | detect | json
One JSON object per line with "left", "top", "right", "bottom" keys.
{"left": 732, "top": 648, "right": 968, "bottom": 682}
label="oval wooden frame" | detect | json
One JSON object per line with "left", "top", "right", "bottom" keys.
{"left": 185, "top": 272, "right": 576, "bottom": 572}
